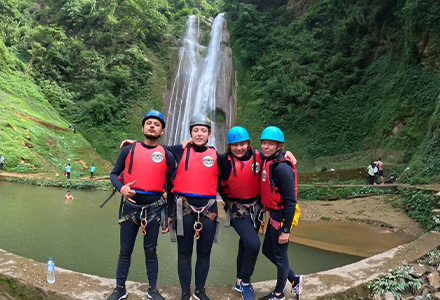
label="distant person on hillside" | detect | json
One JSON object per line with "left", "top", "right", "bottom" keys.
{"left": 90, "top": 164, "right": 96, "bottom": 179}
{"left": 0, "top": 155, "right": 4, "bottom": 170}
{"left": 73, "top": 125, "right": 77, "bottom": 134}
{"left": 367, "top": 162, "right": 375, "bottom": 185}
{"left": 377, "top": 158, "right": 384, "bottom": 185}
{"left": 65, "top": 163, "right": 71, "bottom": 179}
{"left": 64, "top": 190, "right": 73, "bottom": 201}
{"left": 69, "top": 123, "right": 72, "bottom": 129}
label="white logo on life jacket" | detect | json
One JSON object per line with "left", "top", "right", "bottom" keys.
{"left": 151, "top": 151, "right": 164, "bottom": 163}
{"left": 262, "top": 169, "right": 267, "bottom": 181}
{"left": 203, "top": 155, "right": 215, "bottom": 168}
{"left": 251, "top": 162, "right": 261, "bottom": 173}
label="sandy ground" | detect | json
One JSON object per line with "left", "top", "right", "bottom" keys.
{"left": 292, "top": 194, "right": 424, "bottom": 257}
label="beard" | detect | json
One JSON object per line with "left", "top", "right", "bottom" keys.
{"left": 144, "top": 132, "right": 161, "bottom": 140}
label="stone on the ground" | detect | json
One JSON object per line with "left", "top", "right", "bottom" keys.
{"left": 384, "top": 291, "right": 395, "bottom": 300}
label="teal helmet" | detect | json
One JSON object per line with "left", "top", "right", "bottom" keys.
{"left": 142, "top": 110, "right": 165, "bottom": 128}
{"left": 227, "top": 126, "right": 250, "bottom": 144}
{"left": 260, "top": 126, "right": 285, "bottom": 143}
{"left": 190, "top": 114, "right": 211, "bottom": 129}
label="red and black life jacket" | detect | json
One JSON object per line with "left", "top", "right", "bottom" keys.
{"left": 172, "top": 145, "right": 219, "bottom": 198}
{"left": 121, "top": 142, "right": 167, "bottom": 195}
{"left": 260, "top": 156, "right": 297, "bottom": 210}
{"left": 221, "top": 148, "right": 261, "bottom": 200}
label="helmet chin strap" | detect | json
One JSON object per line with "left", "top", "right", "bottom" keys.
{"left": 144, "top": 133, "right": 160, "bottom": 140}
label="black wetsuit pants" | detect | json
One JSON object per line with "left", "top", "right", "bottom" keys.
{"left": 231, "top": 213, "right": 260, "bottom": 284}
{"left": 176, "top": 202, "right": 218, "bottom": 294}
{"left": 116, "top": 204, "right": 161, "bottom": 288}
{"left": 262, "top": 221, "right": 297, "bottom": 294}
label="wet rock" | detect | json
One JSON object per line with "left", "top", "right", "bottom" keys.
{"left": 409, "top": 263, "right": 427, "bottom": 277}
{"left": 384, "top": 291, "right": 395, "bottom": 300}
{"left": 426, "top": 270, "right": 440, "bottom": 289}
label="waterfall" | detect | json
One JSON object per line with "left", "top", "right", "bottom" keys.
{"left": 164, "top": 13, "right": 236, "bottom": 153}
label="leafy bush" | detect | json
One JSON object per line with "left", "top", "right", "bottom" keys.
{"left": 367, "top": 267, "right": 422, "bottom": 300}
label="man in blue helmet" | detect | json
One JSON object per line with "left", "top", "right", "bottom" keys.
{"left": 106, "top": 110, "right": 176, "bottom": 300}
{"left": 258, "top": 126, "right": 303, "bottom": 300}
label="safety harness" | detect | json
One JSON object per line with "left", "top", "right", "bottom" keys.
{"left": 169, "top": 196, "right": 219, "bottom": 243}
{"left": 223, "top": 200, "right": 263, "bottom": 230}
{"left": 118, "top": 197, "right": 167, "bottom": 234}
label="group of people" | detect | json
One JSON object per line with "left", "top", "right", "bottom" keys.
{"left": 106, "top": 110, "right": 302, "bottom": 300}
{"left": 63, "top": 163, "right": 96, "bottom": 179}
{"left": 366, "top": 158, "right": 384, "bottom": 185}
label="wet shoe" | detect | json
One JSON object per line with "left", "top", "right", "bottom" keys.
{"left": 107, "top": 286, "right": 128, "bottom": 300}
{"left": 193, "top": 289, "right": 211, "bottom": 300}
{"left": 234, "top": 281, "right": 242, "bottom": 292}
{"left": 291, "top": 275, "right": 303, "bottom": 300}
{"left": 180, "top": 292, "right": 192, "bottom": 300}
{"left": 258, "top": 292, "right": 285, "bottom": 300}
{"left": 147, "top": 287, "right": 166, "bottom": 300}
{"left": 241, "top": 283, "right": 255, "bottom": 300}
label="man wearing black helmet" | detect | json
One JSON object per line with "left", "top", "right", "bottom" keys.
{"left": 106, "top": 110, "right": 176, "bottom": 300}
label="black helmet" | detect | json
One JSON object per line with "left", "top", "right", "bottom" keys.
{"left": 142, "top": 110, "right": 165, "bottom": 128}
{"left": 189, "top": 114, "right": 211, "bottom": 129}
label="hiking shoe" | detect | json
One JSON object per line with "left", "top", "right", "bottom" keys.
{"left": 258, "top": 292, "right": 285, "bottom": 300}
{"left": 107, "top": 286, "right": 127, "bottom": 300}
{"left": 180, "top": 292, "right": 192, "bottom": 300}
{"left": 147, "top": 287, "right": 166, "bottom": 300}
{"left": 241, "top": 283, "right": 255, "bottom": 300}
{"left": 291, "top": 275, "right": 303, "bottom": 299}
{"left": 234, "top": 281, "right": 242, "bottom": 292}
{"left": 193, "top": 289, "right": 211, "bottom": 300}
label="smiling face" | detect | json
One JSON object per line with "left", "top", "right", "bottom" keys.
{"left": 230, "top": 141, "right": 250, "bottom": 158}
{"left": 261, "top": 140, "right": 282, "bottom": 157}
{"left": 142, "top": 118, "right": 164, "bottom": 140}
{"left": 191, "top": 125, "right": 210, "bottom": 147}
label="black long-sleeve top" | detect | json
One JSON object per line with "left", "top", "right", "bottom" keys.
{"left": 110, "top": 143, "right": 176, "bottom": 205}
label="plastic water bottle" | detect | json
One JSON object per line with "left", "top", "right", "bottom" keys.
{"left": 46, "top": 257, "right": 55, "bottom": 283}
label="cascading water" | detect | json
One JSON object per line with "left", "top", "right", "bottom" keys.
{"left": 164, "top": 13, "right": 236, "bottom": 153}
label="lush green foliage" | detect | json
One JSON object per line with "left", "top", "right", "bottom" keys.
{"left": 298, "top": 186, "right": 391, "bottom": 201}
{"left": 1, "top": 0, "right": 222, "bottom": 161}
{"left": 396, "top": 187, "right": 439, "bottom": 231}
{"left": 3, "top": 176, "right": 113, "bottom": 190}
{"left": 367, "top": 266, "right": 422, "bottom": 300}
{"left": 224, "top": 0, "right": 440, "bottom": 182}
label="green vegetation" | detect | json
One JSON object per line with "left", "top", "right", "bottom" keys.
{"left": 367, "top": 267, "right": 422, "bottom": 300}
{"left": 224, "top": 0, "right": 440, "bottom": 183}
{"left": 396, "top": 187, "right": 440, "bottom": 231}
{"left": 298, "top": 186, "right": 391, "bottom": 201}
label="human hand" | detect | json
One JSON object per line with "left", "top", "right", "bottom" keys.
{"left": 120, "top": 139, "right": 136, "bottom": 149}
{"left": 181, "top": 140, "right": 193, "bottom": 148}
{"left": 284, "top": 151, "right": 297, "bottom": 165}
{"left": 120, "top": 181, "right": 136, "bottom": 202}
{"left": 278, "top": 232, "right": 290, "bottom": 244}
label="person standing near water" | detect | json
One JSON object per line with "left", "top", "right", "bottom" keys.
{"left": 65, "top": 163, "right": 71, "bottom": 179}
{"left": 377, "top": 158, "right": 384, "bottom": 185}
{"left": 258, "top": 126, "right": 303, "bottom": 300}
{"left": 107, "top": 110, "right": 175, "bottom": 300}
{"left": 218, "top": 126, "right": 297, "bottom": 300}
{"left": 90, "top": 164, "right": 96, "bottom": 179}
{"left": 167, "top": 115, "right": 229, "bottom": 300}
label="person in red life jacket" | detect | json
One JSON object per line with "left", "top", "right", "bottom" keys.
{"left": 107, "top": 110, "right": 175, "bottom": 300}
{"left": 167, "top": 114, "right": 230, "bottom": 300}
{"left": 217, "top": 126, "right": 297, "bottom": 300}
{"left": 258, "top": 126, "right": 303, "bottom": 300}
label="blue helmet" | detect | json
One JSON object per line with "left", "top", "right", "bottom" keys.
{"left": 142, "top": 110, "right": 165, "bottom": 128}
{"left": 227, "top": 126, "right": 250, "bottom": 144}
{"left": 260, "top": 126, "right": 285, "bottom": 143}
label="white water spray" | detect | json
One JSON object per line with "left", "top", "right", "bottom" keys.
{"left": 164, "top": 13, "right": 235, "bottom": 152}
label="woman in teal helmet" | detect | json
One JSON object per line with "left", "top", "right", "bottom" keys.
{"left": 218, "top": 126, "right": 297, "bottom": 300}
{"left": 258, "top": 126, "right": 303, "bottom": 300}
